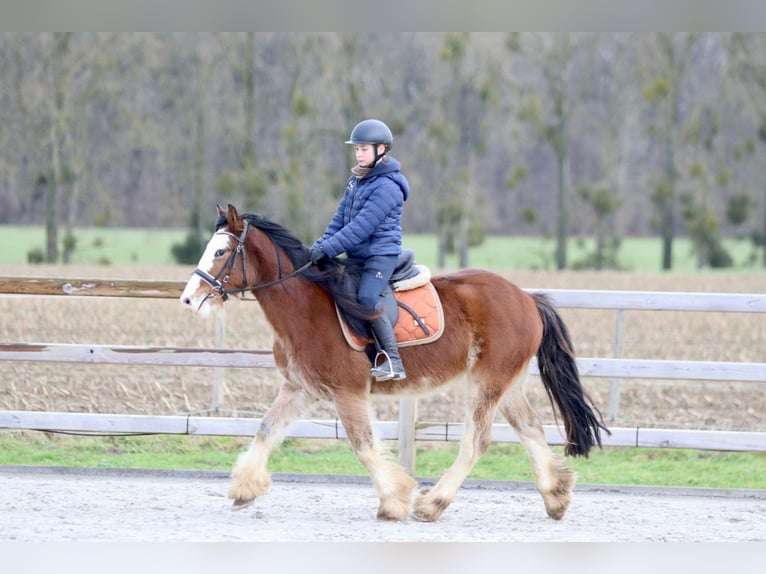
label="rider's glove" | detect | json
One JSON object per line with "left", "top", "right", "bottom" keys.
{"left": 310, "top": 245, "right": 326, "bottom": 264}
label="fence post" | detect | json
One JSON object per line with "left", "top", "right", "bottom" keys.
{"left": 398, "top": 397, "right": 417, "bottom": 475}
{"left": 211, "top": 307, "right": 226, "bottom": 413}
{"left": 607, "top": 309, "right": 625, "bottom": 422}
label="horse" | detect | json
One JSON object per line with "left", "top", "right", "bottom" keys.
{"left": 180, "top": 203, "right": 609, "bottom": 522}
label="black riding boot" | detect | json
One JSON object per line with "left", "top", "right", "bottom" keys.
{"left": 369, "top": 316, "right": 406, "bottom": 382}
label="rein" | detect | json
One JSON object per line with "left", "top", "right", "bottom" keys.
{"left": 193, "top": 221, "right": 312, "bottom": 302}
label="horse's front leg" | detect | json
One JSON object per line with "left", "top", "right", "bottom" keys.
{"left": 334, "top": 391, "right": 416, "bottom": 521}
{"left": 229, "top": 382, "right": 310, "bottom": 510}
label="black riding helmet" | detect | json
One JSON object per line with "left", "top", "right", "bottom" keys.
{"left": 346, "top": 119, "right": 393, "bottom": 167}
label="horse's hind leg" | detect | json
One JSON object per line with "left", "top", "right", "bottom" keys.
{"left": 413, "top": 373, "right": 505, "bottom": 522}
{"left": 334, "top": 392, "right": 416, "bottom": 521}
{"left": 498, "top": 379, "right": 576, "bottom": 520}
{"left": 229, "top": 382, "right": 310, "bottom": 510}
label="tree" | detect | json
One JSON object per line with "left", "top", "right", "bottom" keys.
{"left": 682, "top": 161, "right": 732, "bottom": 268}
{"left": 640, "top": 33, "right": 703, "bottom": 270}
{"left": 565, "top": 34, "right": 632, "bottom": 270}
{"left": 431, "top": 33, "right": 492, "bottom": 268}
{"left": 674, "top": 36, "right": 733, "bottom": 269}
{"left": 5, "top": 33, "right": 113, "bottom": 263}
{"left": 508, "top": 33, "right": 577, "bottom": 270}
{"left": 211, "top": 32, "right": 270, "bottom": 234}
{"left": 160, "top": 34, "right": 228, "bottom": 262}
{"left": 575, "top": 184, "right": 623, "bottom": 269}
{"left": 729, "top": 33, "right": 766, "bottom": 268}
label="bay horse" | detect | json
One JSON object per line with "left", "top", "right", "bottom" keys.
{"left": 180, "top": 204, "right": 609, "bottom": 522}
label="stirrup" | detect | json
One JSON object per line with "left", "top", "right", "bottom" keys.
{"left": 370, "top": 350, "right": 406, "bottom": 382}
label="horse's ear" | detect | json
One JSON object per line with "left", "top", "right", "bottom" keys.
{"left": 226, "top": 203, "right": 242, "bottom": 231}
{"left": 216, "top": 203, "right": 226, "bottom": 218}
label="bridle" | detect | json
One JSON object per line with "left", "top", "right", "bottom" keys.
{"left": 193, "top": 221, "right": 312, "bottom": 303}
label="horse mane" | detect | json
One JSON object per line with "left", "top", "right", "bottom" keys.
{"left": 217, "top": 211, "right": 376, "bottom": 325}
{"left": 217, "top": 211, "right": 309, "bottom": 270}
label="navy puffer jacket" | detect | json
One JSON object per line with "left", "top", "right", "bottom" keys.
{"left": 314, "top": 156, "right": 409, "bottom": 260}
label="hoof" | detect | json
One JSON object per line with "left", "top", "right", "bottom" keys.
{"left": 376, "top": 511, "right": 404, "bottom": 522}
{"left": 376, "top": 495, "right": 412, "bottom": 522}
{"left": 412, "top": 508, "right": 441, "bottom": 523}
{"left": 231, "top": 498, "right": 255, "bottom": 511}
{"left": 375, "top": 474, "right": 417, "bottom": 522}
{"left": 545, "top": 504, "right": 568, "bottom": 521}
{"left": 541, "top": 463, "right": 575, "bottom": 520}
{"left": 413, "top": 493, "right": 450, "bottom": 522}
{"left": 543, "top": 488, "right": 572, "bottom": 520}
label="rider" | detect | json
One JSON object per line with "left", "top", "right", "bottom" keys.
{"left": 310, "top": 119, "right": 410, "bottom": 382}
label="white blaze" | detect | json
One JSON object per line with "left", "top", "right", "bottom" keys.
{"left": 179, "top": 232, "right": 232, "bottom": 317}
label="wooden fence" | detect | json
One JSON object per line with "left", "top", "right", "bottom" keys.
{"left": 1, "top": 275, "right": 765, "bottom": 473}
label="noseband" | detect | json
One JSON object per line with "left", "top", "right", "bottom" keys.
{"left": 193, "top": 221, "right": 312, "bottom": 302}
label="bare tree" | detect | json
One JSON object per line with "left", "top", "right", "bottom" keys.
{"left": 508, "top": 33, "right": 577, "bottom": 270}
{"left": 4, "top": 33, "right": 112, "bottom": 262}
{"left": 728, "top": 33, "right": 766, "bottom": 268}
{"left": 640, "top": 33, "right": 706, "bottom": 270}
{"left": 430, "top": 33, "right": 493, "bottom": 268}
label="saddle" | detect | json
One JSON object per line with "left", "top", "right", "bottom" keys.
{"left": 335, "top": 249, "right": 445, "bottom": 352}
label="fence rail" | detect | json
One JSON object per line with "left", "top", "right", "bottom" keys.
{"left": 2, "top": 410, "right": 765, "bottom": 452}
{"left": 1, "top": 342, "right": 763, "bottom": 381}
{"left": 0, "top": 276, "right": 184, "bottom": 298}
{"left": 1, "top": 275, "right": 765, "bottom": 467}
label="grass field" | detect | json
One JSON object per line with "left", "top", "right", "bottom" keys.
{"left": 0, "top": 226, "right": 188, "bottom": 266}
{"left": 0, "top": 224, "right": 761, "bottom": 271}
{"left": 2, "top": 433, "right": 765, "bottom": 490}
{"left": 405, "top": 234, "right": 761, "bottom": 273}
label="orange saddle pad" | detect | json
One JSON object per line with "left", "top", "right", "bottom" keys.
{"left": 337, "top": 282, "right": 445, "bottom": 352}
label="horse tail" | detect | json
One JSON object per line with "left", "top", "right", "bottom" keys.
{"left": 532, "top": 292, "right": 610, "bottom": 457}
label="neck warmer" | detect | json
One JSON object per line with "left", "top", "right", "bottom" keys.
{"left": 351, "top": 155, "right": 387, "bottom": 178}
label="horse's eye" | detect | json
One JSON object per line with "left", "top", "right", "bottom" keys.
{"left": 214, "top": 249, "right": 226, "bottom": 258}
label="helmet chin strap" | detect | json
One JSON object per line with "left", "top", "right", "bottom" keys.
{"left": 363, "top": 145, "right": 386, "bottom": 169}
